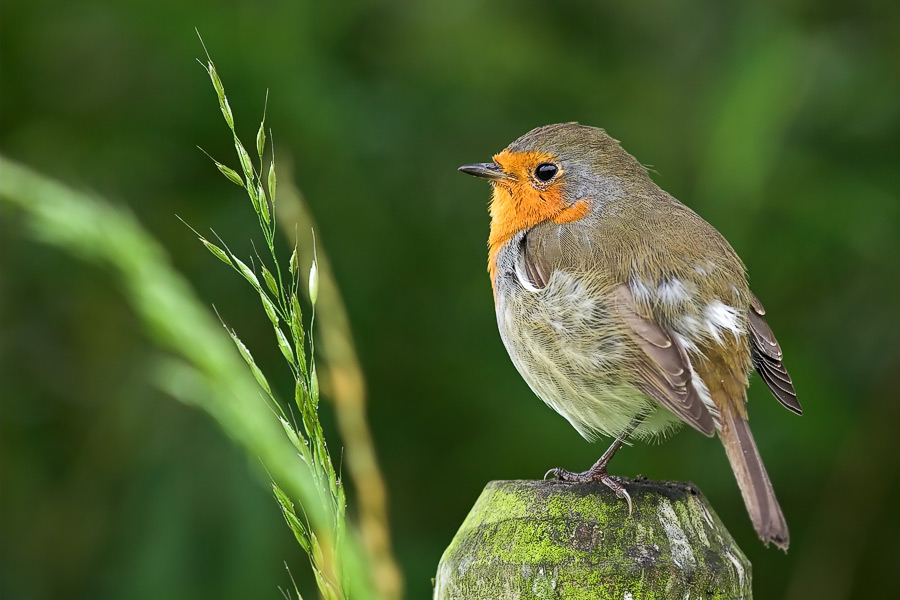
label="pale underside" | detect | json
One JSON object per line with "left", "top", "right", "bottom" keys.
{"left": 496, "top": 266, "right": 730, "bottom": 442}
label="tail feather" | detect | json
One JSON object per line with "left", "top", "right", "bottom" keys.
{"left": 719, "top": 410, "right": 790, "bottom": 549}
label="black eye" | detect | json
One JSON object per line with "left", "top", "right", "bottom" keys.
{"left": 534, "top": 163, "right": 558, "bottom": 182}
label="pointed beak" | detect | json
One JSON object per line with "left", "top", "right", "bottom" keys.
{"left": 458, "top": 162, "right": 509, "bottom": 181}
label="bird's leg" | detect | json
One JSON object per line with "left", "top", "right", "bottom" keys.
{"left": 545, "top": 416, "right": 645, "bottom": 515}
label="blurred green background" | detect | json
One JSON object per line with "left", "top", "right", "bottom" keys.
{"left": 3, "top": 0, "right": 899, "bottom": 598}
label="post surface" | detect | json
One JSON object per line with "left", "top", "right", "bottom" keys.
{"left": 434, "top": 479, "right": 752, "bottom": 600}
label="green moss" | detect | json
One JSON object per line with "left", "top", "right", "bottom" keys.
{"left": 477, "top": 486, "right": 531, "bottom": 520}
{"left": 544, "top": 488, "right": 612, "bottom": 524}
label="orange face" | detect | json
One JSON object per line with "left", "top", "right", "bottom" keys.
{"left": 487, "top": 150, "right": 590, "bottom": 285}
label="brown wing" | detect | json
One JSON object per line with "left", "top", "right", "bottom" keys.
{"left": 520, "top": 231, "right": 717, "bottom": 436}
{"left": 612, "top": 286, "right": 717, "bottom": 436}
{"left": 749, "top": 293, "right": 801, "bottom": 415}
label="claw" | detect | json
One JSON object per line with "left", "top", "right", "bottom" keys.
{"left": 541, "top": 417, "right": 642, "bottom": 517}
{"left": 543, "top": 467, "right": 633, "bottom": 515}
{"left": 598, "top": 474, "right": 633, "bottom": 517}
{"left": 544, "top": 467, "right": 586, "bottom": 482}
{"left": 619, "top": 487, "right": 633, "bottom": 517}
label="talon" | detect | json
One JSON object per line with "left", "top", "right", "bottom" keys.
{"left": 597, "top": 474, "right": 633, "bottom": 515}
{"left": 620, "top": 488, "right": 633, "bottom": 516}
{"left": 545, "top": 467, "right": 581, "bottom": 482}
{"left": 541, "top": 418, "right": 643, "bottom": 514}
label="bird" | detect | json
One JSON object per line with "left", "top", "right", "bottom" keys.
{"left": 458, "top": 122, "right": 800, "bottom": 549}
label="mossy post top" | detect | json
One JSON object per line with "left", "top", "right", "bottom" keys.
{"left": 434, "top": 479, "right": 752, "bottom": 600}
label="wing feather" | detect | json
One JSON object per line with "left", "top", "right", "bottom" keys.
{"left": 613, "top": 286, "right": 716, "bottom": 436}
{"left": 749, "top": 293, "right": 801, "bottom": 415}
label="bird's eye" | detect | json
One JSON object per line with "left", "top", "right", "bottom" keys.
{"left": 534, "top": 163, "right": 558, "bottom": 182}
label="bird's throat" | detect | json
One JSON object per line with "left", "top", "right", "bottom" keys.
{"left": 487, "top": 183, "right": 589, "bottom": 291}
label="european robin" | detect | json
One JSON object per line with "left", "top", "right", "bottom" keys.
{"left": 459, "top": 123, "right": 800, "bottom": 549}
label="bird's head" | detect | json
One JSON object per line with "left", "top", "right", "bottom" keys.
{"left": 459, "top": 122, "right": 650, "bottom": 281}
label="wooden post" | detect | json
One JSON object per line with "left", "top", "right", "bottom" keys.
{"left": 434, "top": 479, "right": 751, "bottom": 599}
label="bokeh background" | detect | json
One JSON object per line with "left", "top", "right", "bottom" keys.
{"left": 3, "top": 1, "right": 899, "bottom": 598}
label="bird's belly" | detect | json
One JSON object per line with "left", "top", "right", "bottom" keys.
{"left": 496, "top": 270, "right": 679, "bottom": 440}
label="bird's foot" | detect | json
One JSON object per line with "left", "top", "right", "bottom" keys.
{"left": 544, "top": 467, "right": 633, "bottom": 516}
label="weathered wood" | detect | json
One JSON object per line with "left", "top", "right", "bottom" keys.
{"left": 434, "top": 479, "right": 751, "bottom": 599}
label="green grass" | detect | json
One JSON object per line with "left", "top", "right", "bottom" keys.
{"left": 193, "top": 42, "right": 358, "bottom": 599}
{"left": 0, "top": 48, "right": 378, "bottom": 600}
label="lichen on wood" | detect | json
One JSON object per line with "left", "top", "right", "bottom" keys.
{"left": 434, "top": 479, "right": 751, "bottom": 600}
